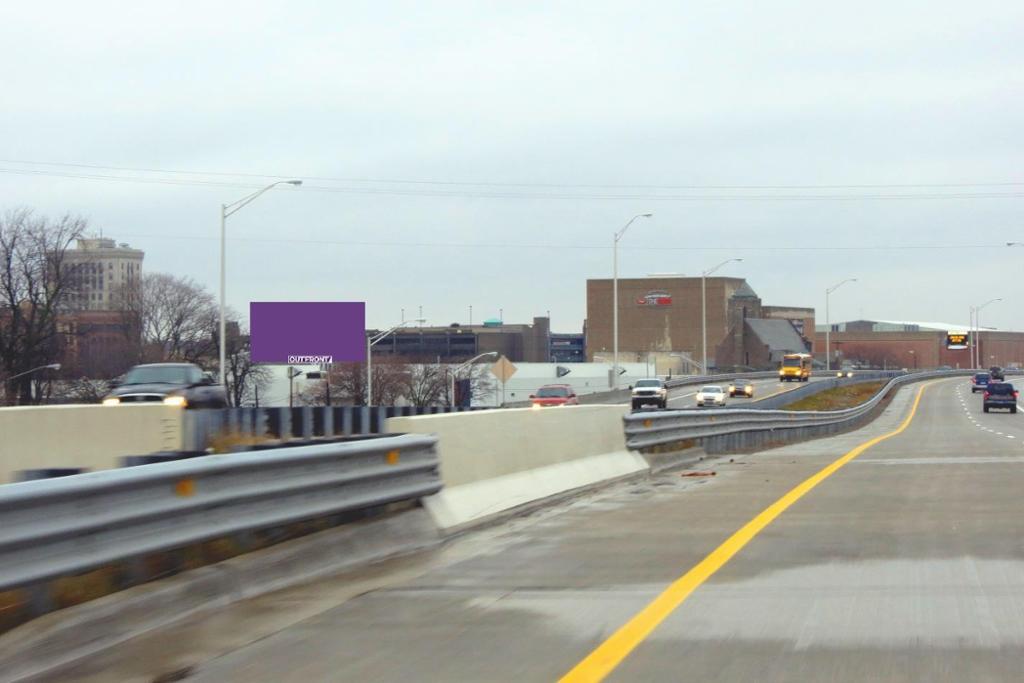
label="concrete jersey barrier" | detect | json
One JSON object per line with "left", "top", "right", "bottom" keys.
{"left": 387, "top": 405, "right": 649, "bottom": 531}
{"left": 0, "top": 405, "right": 183, "bottom": 483}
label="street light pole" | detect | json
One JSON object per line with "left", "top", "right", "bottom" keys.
{"left": 969, "top": 306, "right": 975, "bottom": 369}
{"left": 450, "top": 351, "right": 498, "bottom": 407}
{"left": 701, "top": 258, "right": 743, "bottom": 374}
{"left": 973, "top": 298, "right": 1002, "bottom": 369}
{"left": 825, "top": 278, "right": 857, "bottom": 372}
{"left": 4, "top": 363, "right": 60, "bottom": 405}
{"left": 219, "top": 179, "right": 303, "bottom": 386}
{"left": 5, "top": 363, "right": 61, "bottom": 383}
{"left": 366, "top": 318, "right": 426, "bottom": 406}
{"left": 612, "top": 213, "right": 652, "bottom": 390}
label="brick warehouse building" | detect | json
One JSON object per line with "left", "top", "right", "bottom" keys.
{"left": 813, "top": 320, "right": 1024, "bottom": 370}
{"left": 585, "top": 276, "right": 814, "bottom": 372}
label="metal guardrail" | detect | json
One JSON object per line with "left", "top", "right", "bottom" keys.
{"left": 664, "top": 370, "right": 779, "bottom": 389}
{"left": 183, "top": 404, "right": 489, "bottom": 451}
{"left": 0, "top": 433, "right": 441, "bottom": 592}
{"left": 624, "top": 370, "right": 973, "bottom": 450}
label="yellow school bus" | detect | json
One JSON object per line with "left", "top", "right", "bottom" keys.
{"left": 779, "top": 353, "right": 812, "bottom": 382}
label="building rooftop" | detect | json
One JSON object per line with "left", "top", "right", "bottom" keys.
{"left": 747, "top": 318, "right": 807, "bottom": 360}
{"left": 816, "top": 319, "right": 980, "bottom": 333}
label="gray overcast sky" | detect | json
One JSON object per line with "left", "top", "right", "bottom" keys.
{"left": 3, "top": 1, "right": 1023, "bottom": 332}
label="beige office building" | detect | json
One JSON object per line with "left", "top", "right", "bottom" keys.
{"left": 64, "top": 238, "right": 144, "bottom": 311}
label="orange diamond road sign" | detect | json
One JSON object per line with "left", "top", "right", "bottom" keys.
{"left": 490, "top": 356, "right": 517, "bottom": 383}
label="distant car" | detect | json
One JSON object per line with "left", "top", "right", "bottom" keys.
{"left": 530, "top": 384, "right": 578, "bottom": 408}
{"left": 696, "top": 385, "right": 727, "bottom": 407}
{"left": 983, "top": 381, "right": 1018, "bottom": 413}
{"left": 728, "top": 379, "right": 754, "bottom": 398}
{"left": 631, "top": 378, "right": 667, "bottom": 409}
{"left": 971, "top": 372, "right": 991, "bottom": 393}
{"left": 937, "top": 365, "right": 953, "bottom": 371}
{"left": 990, "top": 366, "right": 1005, "bottom": 381}
{"left": 102, "top": 363, "right": 227, "bottom": 408}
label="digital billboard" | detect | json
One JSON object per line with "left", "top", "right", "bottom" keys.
{"left": 250, "top": 302, "right": 366, "bottom": 363}
{"left": 946, "top": 331, "right": 969, "bottom": 350}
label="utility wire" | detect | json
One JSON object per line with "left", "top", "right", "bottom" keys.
{"left": 113, "top": 231, "right": 1005, "bottom": 252}
{"left": 3, "top": 158, "right": 1022, "bottom": 190}
{"left": 3, "top": 167, "right": 1023, "bottom": 201}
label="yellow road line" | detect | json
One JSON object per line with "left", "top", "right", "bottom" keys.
{"left": 559, "top": 382, "right": 930, "bottom": 683}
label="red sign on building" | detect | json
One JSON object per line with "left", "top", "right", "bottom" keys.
{"left": 636, "top": 291, "right": 672, "bottom": 306}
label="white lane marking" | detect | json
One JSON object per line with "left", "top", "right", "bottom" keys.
{"left": 857, "top": 456, "right": 1024, "bottom": 465}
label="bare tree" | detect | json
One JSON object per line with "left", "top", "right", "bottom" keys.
{"left": 300, "top": 358, "right": 408, "bottom": 406}
{"left": 136, "top": 273, "right": 218, "bottom": 364}
{"left": 0, "top": 209, "right": 85, "bottom": 404}
{"left": 224, "top": 328, "right": 272, "bottom": 406}
{"left": 402, "top": 363, "right": 446, "bottom": 407}
{"left": 49, "top": 377, "right": 109, "bottom": 404}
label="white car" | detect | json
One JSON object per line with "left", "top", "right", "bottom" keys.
{"left": 695, "top": 385, "right": 727, "bottom": 407}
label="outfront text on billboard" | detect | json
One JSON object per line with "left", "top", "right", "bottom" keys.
{"left": 250, "top": 302, "right": 366, "bottom": 364}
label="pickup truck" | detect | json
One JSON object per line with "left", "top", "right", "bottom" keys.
{"left": 631, "top": 378, "right": 668, "bottom": 409}
{"left": 983, "top": 381, "right": 1018, "bottom": 413}
{"left": 102, "top": 363, "right": 228, "bottom": 408}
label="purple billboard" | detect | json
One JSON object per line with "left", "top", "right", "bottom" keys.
{"left": 250, "top": 302, "right": 366, "bottom": 364}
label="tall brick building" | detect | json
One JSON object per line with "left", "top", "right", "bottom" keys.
{"left": 585, "top": 276, "right": 814, "bottom": 372}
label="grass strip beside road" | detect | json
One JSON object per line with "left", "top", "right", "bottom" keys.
{"left": 784, "top": 381, "right": 887, "bottom": 411}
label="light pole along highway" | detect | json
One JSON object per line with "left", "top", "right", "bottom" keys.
{"left": 612, "top": 213, "right": 652, "bottom": 390}
{"left": 971, "top": 297, "right": 1002, "bottom": 369}
{"left": 450, "top": 351, "right": 498, "bottom": 408}
{"left": 825, "top": 278, "right": 857, "bottom": 372}
{"left": 701, "top": 258, "right": 743, "bottom": 374}
{"left": 366, "top": 319, "right": 425, "bottom": 406}
{"left": 4, "top": 363, "right": 60, "bottom": 404}
{"left": 219, "top": 179, "right": 302, "bottom": 386}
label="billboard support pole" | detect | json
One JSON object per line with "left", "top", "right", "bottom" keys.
{"left": 366, "top": 336, "right": 373, "bottom": 407}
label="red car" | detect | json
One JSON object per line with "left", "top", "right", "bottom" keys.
{"left": 530, "top": 384, "right": 579, "bottom": 408}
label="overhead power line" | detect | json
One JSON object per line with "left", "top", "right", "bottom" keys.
{"left": 113, "top": 231, "right": 1006, "bottom": 252}
{"left": 1, "top": 161, "right": 1023, "bottom": 201}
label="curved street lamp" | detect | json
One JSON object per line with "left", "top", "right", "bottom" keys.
{"left": 825, "top": 278, "right": 857, "bottom": 372}
{"left": 450, "top": 351, "right": 498, "bottom": 408}
{"left": 971, "top": 298, "right": 1002, "bottom": 369}
{"left": 5, "top": 363, "right": 61, "bottom": 383}
{"left": 4, "top": 363, "right": 60, "bottom": 405}
{"left": 366, "top": 318, "right": 426, "bottom": 405}
{"left": 612, "top": 213, "right": 653, "bottom": 389}
{"left": 701, "top": 258, "right": 743, "bottom": 373}
{"left": 219, "top": 180, "right": 303, "bottom": 386}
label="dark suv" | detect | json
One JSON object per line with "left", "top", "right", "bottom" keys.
{"left": 990, "top": 366, "right": 1005, "bottom": 381}
{"left": 983, "top": 382, "right": 1018, "bottom": 413}
{"left": 971, "top": 372, "right": 991, "bottom": 393}
{"left": 103, "top": 363, "right": 228, "bottom": 409}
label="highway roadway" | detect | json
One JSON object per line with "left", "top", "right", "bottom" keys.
{"left": 662, "top": 375, "right": 827, "bottom": 408}
{"left": 58, "top": 376, "right": 1024, "bottom": 682}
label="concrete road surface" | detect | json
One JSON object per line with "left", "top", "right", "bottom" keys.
{"left": 59, "top": 377, "right": 1024, "bottom": 682}
{"left": 663, "top": 376, "right": 823, "bottom": 407}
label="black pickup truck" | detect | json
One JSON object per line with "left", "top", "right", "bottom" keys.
{"left": 983, "top": 381, "right": 1018, "bottom": 413}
